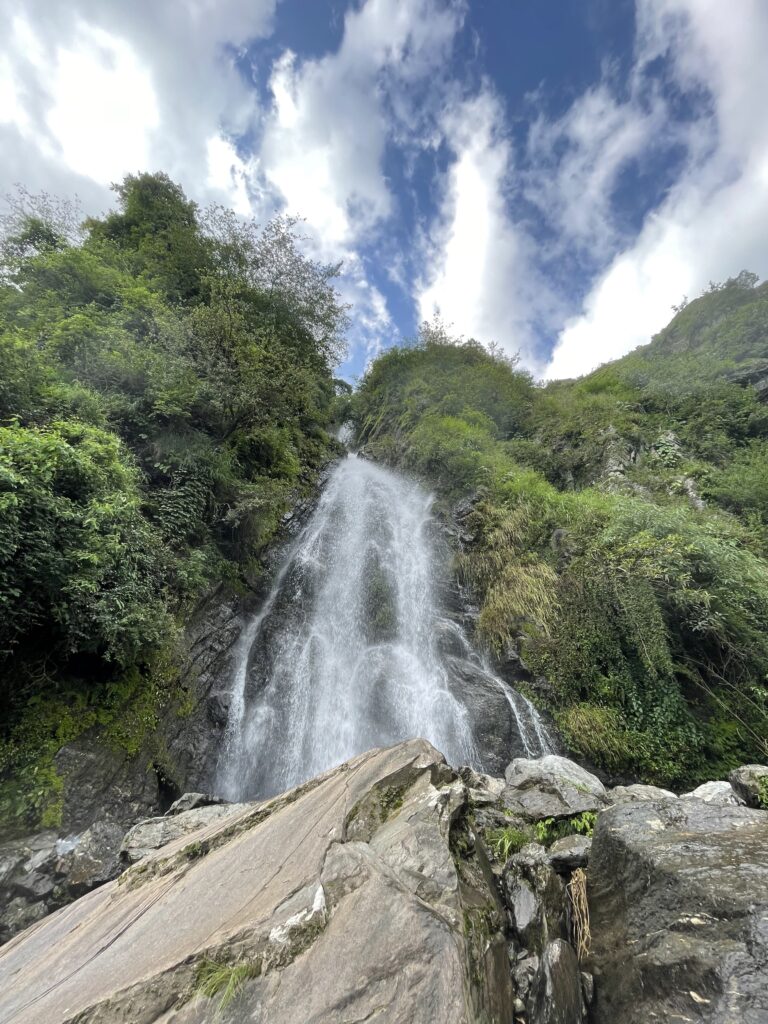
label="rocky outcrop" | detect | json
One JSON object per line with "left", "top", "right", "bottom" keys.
{"left": 0, "top": 821, "right": 124, "bottom": 944}
{"left": 4, "top": 745, "right": 767, "bottom": 1024}
{"left": 53, "top": 736, "right": 166, "bottom": 833}
{"left": 0, "top": 739, "right": 514, "bottom": 1024}
{"left": 587, "top": 797, "right": 768, "bottom": 1023}
{"left": 445, "top": 658, "right": 533, "bottom": 774}
{"left": 728, "top": 763, "right": 768, "bottom": 807}
{"left": 503, "top": 756, "right": 607, "bottom": 820}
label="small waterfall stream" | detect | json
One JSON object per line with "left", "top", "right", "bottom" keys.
{"left": 217, "top": 454, "right": 553, "bottom": 800}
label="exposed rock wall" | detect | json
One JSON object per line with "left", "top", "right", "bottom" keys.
{"left": 0, "top": 740, "right": 514, "bottom": 1024}
{"left": 3, "top": 743, "right": 767, "bottom": 1024}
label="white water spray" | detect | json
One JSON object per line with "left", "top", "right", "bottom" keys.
{"left": 217, "top": 454, "right": 552, "bottom": 800}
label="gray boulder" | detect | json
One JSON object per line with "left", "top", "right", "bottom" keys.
{"left": 458, "top": 765, "right": 505, "bottom": 806}
{"left": 548, "top": 834, "right": 591, "bottom": 873}
{"left": 588, "top": 798, "right": 768, "bottom": 1023}
{"left": 54, "top": 820, "right": 124, "bottom": 896}
{"left": 120, "top": 801, "right": 250, "bottom": 864}
{"left": 502, "top": 842, "right": 567, "bottom": 955}
{"left": 0, "top": 822, "right": 124, "bottom": 944}
{"left": 528, "top": 939, "right": 585, "bottom": 1024}
{"left": 0, "top": 739, "right": 515, "bottom": 1024}
{"left": 607, "top": 783, "right": 677, "bottom": 804}
{"left": 503, "top": 756, "right": 607, "bottom": 820}
{"left": 729, "top": 764, "right": 768, "bottom": 808}
{"left": 165, "top": 792, "right": 227, "bottom": 815}
{"left": 682, "top": 780, "right": 743, "bottom": 805}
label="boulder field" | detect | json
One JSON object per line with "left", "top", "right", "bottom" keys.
{"left": 0, "top": 744, "right": 766, "bottom": 1023}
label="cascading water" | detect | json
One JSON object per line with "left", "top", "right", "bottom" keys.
{"left": 217, "top": 454, "right": 553, "bottom": 801}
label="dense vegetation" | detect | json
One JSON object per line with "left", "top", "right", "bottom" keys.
{"left": 355, "top": 282, "right": 768, "bottom": 787}
{"left": 2, "top": 171, "right": 766, "bottom": 828}
{"left": 0, "top": 175, "right": 347, "bottom": 829}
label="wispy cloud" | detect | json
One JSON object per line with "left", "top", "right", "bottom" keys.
{"left": 416, "top": 89, "right": 558, "bottom": 373}
{"left": 544, "top": 0, "right": 768, "bottom": 378}
{"left": 2, "top": 0, "right": 766, "bottom": 378}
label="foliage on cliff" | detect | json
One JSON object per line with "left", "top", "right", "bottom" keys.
{"left": 0, "top": 175, "right": 347, "bottom": 825}
{"left": 354, "top": 283, "right": 768, "bottom": 787}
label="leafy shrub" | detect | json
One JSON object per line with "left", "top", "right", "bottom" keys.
{"left": 484, "top": 825, "right": 532, "bottom": 862}
{"left": 533, "top": 812, "right": 597, "bottom": 846}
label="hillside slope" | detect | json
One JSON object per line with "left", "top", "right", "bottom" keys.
{"left": 354, "top": 286, "right": 768, "bottom": 787}
{"left": 0, "top": 175, "right": 347, "bottom": 834}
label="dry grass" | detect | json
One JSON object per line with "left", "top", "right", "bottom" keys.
{"left": 567, "top": 868, "right": 591, "bottom": 961}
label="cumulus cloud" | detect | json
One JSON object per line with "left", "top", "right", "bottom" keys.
{"left": 259, "top": 0, "right": 465, "bottom": 252}
{"left": 0, "top": 0, "right": 277, "bottom": 211}
{"left": 256, "top": 0, "right": 466, "bottom": 361}
{"left": 544, "top": 0, "right": 768, "bottom": 379}
{"left": 0, "top": 0, "right": 467, "bottom": 365}
{"left": 416, "top": 90, "right": 558, "bottom": 373}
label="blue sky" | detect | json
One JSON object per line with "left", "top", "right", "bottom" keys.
{"left": 2, "top": 0, "right": 767, "bottom": 380}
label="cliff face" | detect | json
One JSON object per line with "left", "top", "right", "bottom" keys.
{"left": 2, "top": 740, "right": 767, "bottom": 1024}
{"left": 0, "top": 739, "right": 515, "bottom": 1024}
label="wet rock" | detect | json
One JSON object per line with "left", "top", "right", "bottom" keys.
{"left": 682, "top": 780, "right": 743, "bottom": 805}
{"left": 512, "top": 952, "right": 539, "bottom": 1003}
{"left": 120, "top": 801, "right": 249, "bottom": 864}
{"left": 53, "top": 736, "right": 163, "bottom": 833}
{"left": 0, "top": 739, "right": 515, "bottom": 1024}
{"left": 528, "top": 939, "right": 584, "bottom": 1024}
{"left": 502, "top": 842, "right": 567, "bottom": 954}
{"left": 588, "top": 798, "right": 768, "bottom": 1023}
{"left": 166, "top": 792, "right": 227, "bottom": 815}
{"left": 0, "top": 823, "right": 124, "bottom": 944}
{"left": 502, "top": 756, "right": 607, "bottom": 820}
{"left": 607, "top": 783, "right": 677, "bottom": 804}
{"left": 548, "top": 835, "right": 591, "bottom": 873}
{"left": 729, "top": 763, "right": 768, "bottom": 808}
{"left": 160, "top": 594, "right": 246, "bottom": 794}
{"left": 580, "top": 971, "right": 594, "bottom": 1006}
{"left": 55, "top": 820, "right": 124, "bottom": 897}
{"left": 445, "top": 658, "right": 530, "bottom": 775}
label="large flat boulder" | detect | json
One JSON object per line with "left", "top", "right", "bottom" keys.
{"left": 588, "top": 798, "right": 768, "bottom": 1023}
{"left": 0, "top": 739, "right": 514, "bottom": 1024}
{"left": 503, "top": 756, "right": 607, "bottom": 820}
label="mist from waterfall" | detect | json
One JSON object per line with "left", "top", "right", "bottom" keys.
{"left": 217, "top": 454, "right": 552, "bottom": 800}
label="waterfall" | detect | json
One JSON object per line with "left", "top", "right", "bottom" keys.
{"left": 217, "top": 454, "right": 552, "bottom": 800}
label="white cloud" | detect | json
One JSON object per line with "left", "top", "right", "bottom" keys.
{"left": 255, "top": 0, "right": 465, "bottom": 361}
{"left": 0, "top": 0, "right": 278, "bottom": 210}
{"left": 0, "top": 0, "right": 466, "bottom": 366}
{"left": 545, "top": 0, "right": 768, "bottom": 379}
{"left": 46, "top": 24, "right": 160, "bottom": 184}
{"left": 525, "top": 80, "right": 667, "bottom": 261}
{"left": 260, "top": 0, "right": 465, "bottom": 252}
{"left": 416, "top": 90, "right": 557, "bottom": 373}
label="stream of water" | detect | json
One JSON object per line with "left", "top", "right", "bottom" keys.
{"left": 216, "top": 454, "right": 553, "bottom": 800}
